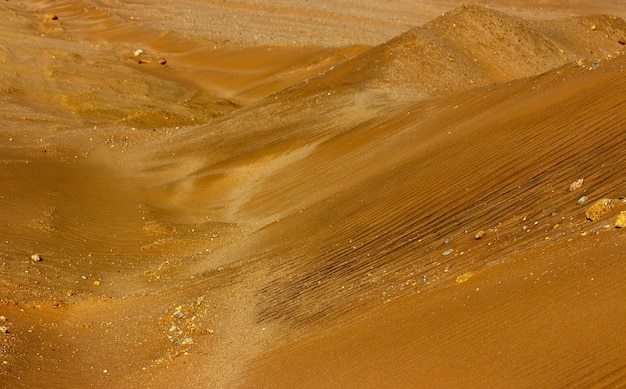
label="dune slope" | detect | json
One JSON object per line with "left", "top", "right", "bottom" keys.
{"left": 1, "top": 2, "right": 625, "bottom": 388}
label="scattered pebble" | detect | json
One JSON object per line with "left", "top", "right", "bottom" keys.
{"left": 578, "top": 196, "right": 588, "bottom": 205}
{"left": 93, "top": 280, "right": 101, "bottom": 286}
{"left": 173, "top": 307, "right": 185, "bottom": 319}
{"left": 46, "top": 14, "right": 59, "bottom": 21}
{"left": 585, "top": 198, "right": 615, "bottom": 220}
{"left": 0, "top": 316, "right": 7, "bottom": 322}
{"left": 442, "top": 248, "right": 454, "bottom": 256}
{"left": 180, "top": 337, "right": 194, "bottom": 345}
{"left": 616, "top": 211, "right": 626, "bottom": 228}
{"left": 568, "top": 178, "right": 584, "bottom": 191}
{"left": 456, "top": 271, "right": 477, "bottom": 284}
{"left": 134, "top": 49, "right": 143, "bottom": 56}
{"left": 0, "top": 326, "right": 8, "bottom": 334}
{"left": 474, "top": 230, "right": 486, "bottom": 240}
{"left": 30, "top": 253, "right": 43, "bottom": 262}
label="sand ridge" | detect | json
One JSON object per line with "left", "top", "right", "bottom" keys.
{"left": 1, "top": 1, "right": 626, "bottom": 388}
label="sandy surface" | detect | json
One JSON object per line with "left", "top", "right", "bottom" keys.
{"left": 1, "top": 1, "right": 626, "bottom": 388}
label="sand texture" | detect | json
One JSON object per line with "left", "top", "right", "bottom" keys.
{"left": 1, "top": 1, "right": 626, "bottom": 388}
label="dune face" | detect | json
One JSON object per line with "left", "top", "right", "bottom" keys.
{"left": 1, "top": 1, "right": 626, "bottom": 388}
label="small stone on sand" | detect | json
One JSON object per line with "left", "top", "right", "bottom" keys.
{"left": 615, "top": 211, "right": 626, "bottom": 228}
{"left": 585, "top": 198, "right": 615, "bottom": 221}
{"left": 568, "top": 178, "right": 584, "bottom": 191}
{"left": 456, "top": 272, "right": 477, "bottom": 284}
{"left": 31, "top": 253, "right": 43, "bottom": 262}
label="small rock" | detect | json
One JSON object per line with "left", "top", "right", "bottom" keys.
{"left": 46, "top": 14, "right": 59, "bottom": 21}
{"left": 31, "top": 253, "right": 43, "bottom": 262}
{"left": 159, "top": 58, "right": 167, "bottom": 65}
{"left": 0, "top": 316, "right": 6, "bottom": 322}
{"left": 456, "top": 272, "right": 477, "bottom": 284}
{"left": 474, "top": 230, "right": 486, "bottom": 240}
{"left": 92, "top": 280, "right": 100, "bottom": 286}
{"left": 180, "top": 337, "right": 194, "bottom": 345}
{"left": 133, "top": 49, "right": 143, "bottom": 56}
{"left": 578, "top": 196, "right": 588, "bottom": 205}
{"left": 585, "top": 198, "right": 615, "bottom": 221}
{"left": 568, "top": 178, "right": 584, "bottom": 192}
{"left": 0, "top": 326, "right": 8, "bottom": 334}
{"left": 442, "top": 248, "right": 454, "bottom": 256}
{"left": 616, "top": 211, "right": 626, "bottom": 228}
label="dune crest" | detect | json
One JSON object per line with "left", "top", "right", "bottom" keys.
{"left": 306, "top": 5, "right": 626, "bottom": 100}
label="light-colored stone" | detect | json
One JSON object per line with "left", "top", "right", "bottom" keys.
{"left": 585, "top": 198, "right": 615, "bottom": 221}
{"left": 568, "top": 178, "right": 584, "bottom": 191}
{"left": 456, "top": 271, "right": 477, "bottom": 284}
{"left": 615, "top": 211, "right": 626, "bottom": 228}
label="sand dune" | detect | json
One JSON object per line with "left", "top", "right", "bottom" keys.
{"left": 1, "top": 1, "right": 626, "bottom": 388}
